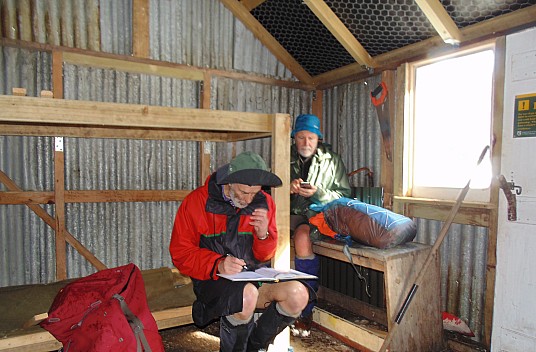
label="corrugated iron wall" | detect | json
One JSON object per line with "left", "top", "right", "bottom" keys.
{"left": 415, "top": 218, "right": 489, "bottom": 340}
{"left": 0, "top": 0, "right": 490, "bottom": 341}
{"left": 323, "top": 77, "right": 383, "bottom": 187}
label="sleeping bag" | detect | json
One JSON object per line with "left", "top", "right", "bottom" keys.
{"left": 309, "top": 197, "right": 416, "bottom": 249}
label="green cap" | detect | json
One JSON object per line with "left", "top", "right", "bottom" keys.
{"left": 216, "top": 151, "right": 282, "bottom": 187}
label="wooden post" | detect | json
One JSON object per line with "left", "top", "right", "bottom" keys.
{"left": 271, "top": 113, "right": 291, "bottom": 269}
{"left": 392, "top": 64, "right": 409, "bottom": 215}
{"left": 54, "top": 137, "right": 67, "bottom": 280}
{"left": 380, "top": 70, "right": 395, "bottom": 209}
{"left": 312, "top": 89, "right": 323, "bottom": 126}
{"left": 52, "top": 50, "right": 64, "bottom": 99}
{"left": 132, "top": 0, "right": 150, "bottom": 58}
{"left": 199, "top": 72, "right": 212, "bottom": 183}
{"left": 270, "top": 112, "right": 291, "bottom": 351}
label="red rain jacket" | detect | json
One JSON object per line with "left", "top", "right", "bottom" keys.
{"left": 169, "top": 173, "right": 278, "bottom": 281}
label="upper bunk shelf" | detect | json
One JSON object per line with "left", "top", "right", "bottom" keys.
{"left": 0, "top": 95, "right": 280, "bottom": 142}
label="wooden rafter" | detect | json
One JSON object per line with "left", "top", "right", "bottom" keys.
{"left": 315, "top": 4, "right": 536, "bottom": 88}
{"left": 219, "top": 0, "right": 314, "bottom": 84}
{"left": 304, "top": 0, "right": 376, "bottom": 69}
{"left": 239, "top": 0, "right": 266, "bottom": 12}
{"left": 415, "top": 0, "right": 462, "bottom": 44}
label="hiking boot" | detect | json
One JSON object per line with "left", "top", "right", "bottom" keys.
{"left": 219, "top": 316, "right": 254, "bottom": 352}
{"left": 247, "top": 302, "right": 295, "bottom": 351}
{"left": 290, "top": 316, "right": 312, "bottom": 338}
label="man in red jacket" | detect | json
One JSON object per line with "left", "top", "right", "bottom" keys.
{"left": 170, "top": 151, "right": 313, "bottom": 352}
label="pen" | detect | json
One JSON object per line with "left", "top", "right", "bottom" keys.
{"left": 226, "top": 253, "right": 248, "bottom": 271}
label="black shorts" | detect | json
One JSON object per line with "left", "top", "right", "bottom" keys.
{"left": 290, "top": 214, "right": 323, "bottom": 241}
{"left": 290, "top": 214, "right": 310, "bottom": 231}
{"left": 193, "top": 279, "right": 261, "bottom": 324}
{"left": 192, "top": 278, "right": 317, "bottom": 326}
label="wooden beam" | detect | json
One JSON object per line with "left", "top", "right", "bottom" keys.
{"left": 0, "top": 124, "right": 251, "bottom": 141}
{"left": 0, "top": 191, "right": 55, "bottom": 204}
{"left": 304, "top": 0, "right": 376, "bottom": 68}
{"left": 54, "top": 138, "right": 67, "bottom": 281}
{"left": 22, "top": 313, "right": 48, "bottom": 329}
{"left": 207, "top": 67, "right": 314, "bottom": 90}
{"left": 0, "top": 96, "right": 272, "bottom": 133}
{"left": 314, "top": 63, "right": 371, "bottom": 90}
{"left": 153, "top": 306, "right": 193, "bottom": 330}
{"left": 239, "top": 0, "right": 266, "bottom": 11}
{"left": 406, "top": 203, "right": 491, "bottom": 227}
{"left": 0, "top": 170, "right": 107, "bottom": 271}
{"left": 63, "top": 52, "right": 204, "bottom": 81}
{"left": 132, "top": 0, "right": 150, "bottom": 58}
{"left": 415, "top": 0, "right": 462, "bottom": 44}
{"left": 0, "top": 330, "right": 62, "bottom": 351}
{"left": 313, "top": 307, "right": 386, "bottom": 352}
{"left": 1, "top": 38, "right": 313, "bottom": 91}
{"left": 219, "top": 0, "right": 314, "bottom": 84}
{"left": 0, "top": 190, "right": 191, "bottom": 205}
{"left": 318, "top": 286, "right": 388, "bottom": 327}
{"left": 393, "top": 196, "right": 494, "bottom": 209}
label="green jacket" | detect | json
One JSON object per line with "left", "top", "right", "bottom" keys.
{"left": 290, "top": 143, "right": 351, "bottom": 217}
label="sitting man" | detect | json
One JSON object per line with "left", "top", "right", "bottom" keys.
{"left": 170, "top": 151, "right": 314, "bottom": 351}
{"left": 289, "top": 114, "right": 352, "bottom": 337}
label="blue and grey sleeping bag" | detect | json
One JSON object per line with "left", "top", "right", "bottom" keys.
{"left": 310, "top": 198, "right": 417, "bottom": 249}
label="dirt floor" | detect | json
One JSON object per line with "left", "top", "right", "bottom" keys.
{"left": 160, "top": 320, "right": 362, "bottom": 352}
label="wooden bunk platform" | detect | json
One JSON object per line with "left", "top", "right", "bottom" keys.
{"left": 0, "top": 267, "right": 195, "bottom": 352}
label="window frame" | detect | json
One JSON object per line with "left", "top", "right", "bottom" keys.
{"left": 393, "top": 39, "right": 503, "bottom": 227}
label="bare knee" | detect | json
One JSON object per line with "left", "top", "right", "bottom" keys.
{"left": 281, "top": 281, "right": 309, "bottom": 316}
{"left": 293, "top": 224, "right": 313, "bottom": 257}
{"left": 235, "top": 283, "right": 258, "bottom": 320}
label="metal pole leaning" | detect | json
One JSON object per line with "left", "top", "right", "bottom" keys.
{"left": 378, "top": 145, "right": 490, "bottom": 352}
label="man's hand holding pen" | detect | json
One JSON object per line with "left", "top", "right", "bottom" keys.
{"left": 218, "top": 254, "right": 248, "bottom": 275}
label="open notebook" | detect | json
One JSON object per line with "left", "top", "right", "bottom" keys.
{"left": 218, "top": 267, "right": 317, "bottom": 282}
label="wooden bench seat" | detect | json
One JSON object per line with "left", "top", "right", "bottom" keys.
{"left": 312, "top": 239, "right": 444, "bottom": 351}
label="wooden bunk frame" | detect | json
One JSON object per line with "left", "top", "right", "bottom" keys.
{"left": 0, "top": 94, "right": 291, "bottom": 351}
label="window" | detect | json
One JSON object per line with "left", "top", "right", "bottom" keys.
{"left": 405, "top": 45, "right": 495, "bottom": 202}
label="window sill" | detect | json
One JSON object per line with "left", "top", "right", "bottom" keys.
{"left": 393, "top": 196, "right": 495, "bottom": 227}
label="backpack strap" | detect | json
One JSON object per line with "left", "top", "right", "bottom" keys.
{"left": 113, "top": 294, "right": 152, "bottom": 352}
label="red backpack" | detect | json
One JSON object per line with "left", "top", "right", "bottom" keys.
{"left": 40, "top": 263, "right": 164, "bottom": 352}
